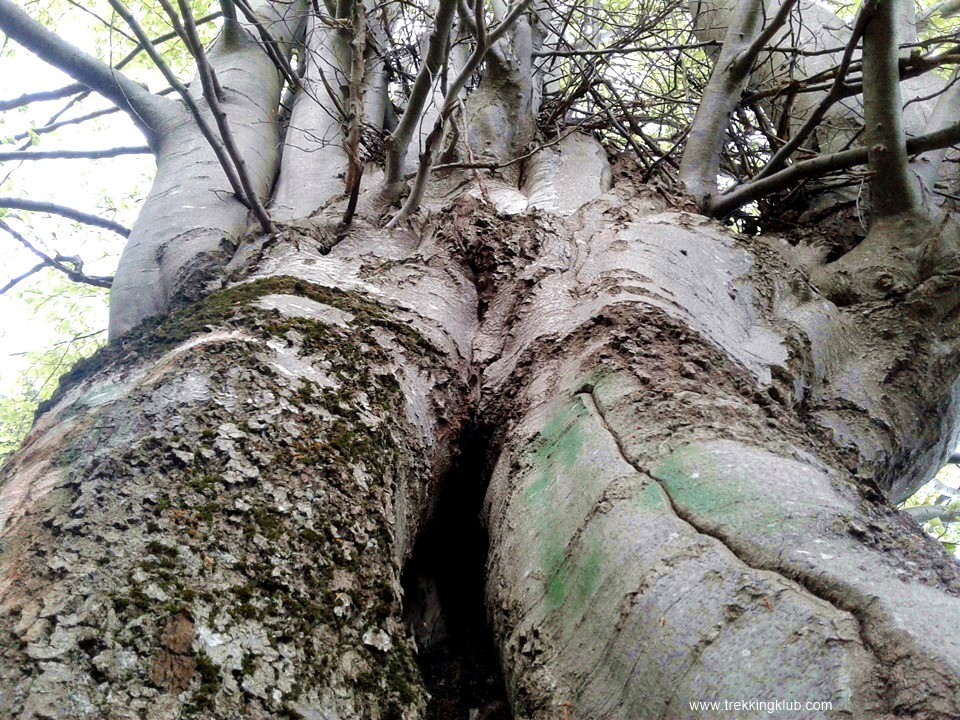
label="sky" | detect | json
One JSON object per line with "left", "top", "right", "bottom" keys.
{"left": 0, "top": 3, "right": 158, "bottom": 395}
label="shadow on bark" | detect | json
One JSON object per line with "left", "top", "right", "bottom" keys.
{"left": 402, "top": 420, "right": 512, "bottom": 720}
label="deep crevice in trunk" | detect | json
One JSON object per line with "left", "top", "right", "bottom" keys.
{"left": 402, "top": 420, "right": 512, "bottom": 720}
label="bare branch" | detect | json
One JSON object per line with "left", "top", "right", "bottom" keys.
{"left": 343, "top": 0, "right": 367, "bottom": 200}
{"left": 679, "top": 0, "right": 797, "bottom": 204}
{"left": 172, "top": 0, "right": 274, "bottom": 233}
{"left": 234, "top": 0, "right": 301, "bottom": 89}
{"left": 0, "top": 146, "right": 150, "bottom": 161}
{"left": 904, "top": 504, "right": 960, "bottom": 524}
{"left": 753, "top": 1, "right": 876, "bottom": 182}
{"left": 383, "top": 0, "right": 458, "bottom": 190}
{"left": 0, "top": 198, "right": 131, "bottom": 237}
{"left": 0, "top": 86, "right": 83, "bottom": 112}
{"left": 0, "top": 12, "right": 221, "bottom": 113}
{"left": 862, "top": 0, "right": 921, "bottom": 216}
{"left": 0, "top": 220, "right": 112, "bottom": 289}
{"left": 0, "top": 0, "right": 171, "bottom": 143}
{"left": 390, "top": 0, "right": 534, "bottom": 224}
{"left": 221, "top": 0, "right": 238, "bottom": 24}
{"left": 0, "top": 261, "right": 48, "bottom": 295}
{"left": 708, "top": 116, "right": 960, "bottom": 217}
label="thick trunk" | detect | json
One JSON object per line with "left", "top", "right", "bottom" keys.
{"left": 3, "top": 144, "right": 960, "bottom": 719}
{"left": 0, "top": 224, "right": 476, "bottom": 718}
{"left": 473, "top": 182, "right": 960, "bottom": 718}
{"left": 109, "top": 0, "right": 307, "bottom": 338}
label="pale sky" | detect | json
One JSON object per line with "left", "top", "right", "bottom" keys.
{"left": 0, "top": 7, "right": 159, "bottom": 394}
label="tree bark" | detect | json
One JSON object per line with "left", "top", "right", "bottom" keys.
{"left": 3, "top": 139, "right": 960, "bottom": 718}
{"left": 1, "top": 221, "right": 477, "bottom": 718}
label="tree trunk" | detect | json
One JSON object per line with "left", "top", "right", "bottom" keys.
{"left": 3, "top": 146, "right": 960, "bottom": 720}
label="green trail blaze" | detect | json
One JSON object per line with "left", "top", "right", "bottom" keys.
{"left": 522, "top": 397, "right": 603, "bottom": 612}
{"left": 652, "top": 444, "right": 733, "bottom": 516}
{"left": 653, "top": 443, "right": 794, "bottom": 532}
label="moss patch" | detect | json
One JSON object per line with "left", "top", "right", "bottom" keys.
{"left": 36, "top": 276, "right": 435, "bottom": 419}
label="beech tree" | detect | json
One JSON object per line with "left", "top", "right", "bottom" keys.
{"left": 3, "top": 0, "right": 960, "bottom": 717}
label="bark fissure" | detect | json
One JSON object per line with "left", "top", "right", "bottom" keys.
{"left": 576, "top": 386, "right": 878, "bottom": 643}
{"left": 401, "top": 420, "right": 511, "bottom": 720}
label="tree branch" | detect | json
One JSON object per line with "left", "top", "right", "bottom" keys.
{"left": 0, "top": 147, "right": 151, "bottom": 161}
{"left": 234, "top": 0, "right": 301, "bottom": 90}
{"left": 0, "top": 12, "right": 221, "bottom": 113}
{"left": 904, "top": 504, "right": 960, "bottom": 524}
{"left": 221, "top": 0, "right": 238, "bottom": 24}
{"left": 679, "top": 0, "right": 797, "bottom": 204}
{"left": 0, "top": 260, "right": 49, "bottom": 295}
{"left": 172, "top": 0, "right": 274, "bottom": 232}
{"left": 0, "top": 0, "right": 171, "bottom": 143}
{"left": 0, "top": 198, "right": 131, "bottom": 237}
{"left": 106, "top": 0, "right": 251, "bottom": 210}
{"left": 0, "top": 220, "right": 112, "bottom": 289}
{"left": 389, "top": 0, "right": 533, "bottom": 224}
{"left": 708, "top": 116, "right": 960, "bottom": 217}
{"left": 753, "top": 1, "right": 875, "bottom": 182}
{"left": 342, "top": 0, "right": 367, "bottom": 200}
{"left": 383, "top": 0, "right": 458, "bottom": 190}
{"left": 862, "top": 0, "right": 921, "bottom": 216}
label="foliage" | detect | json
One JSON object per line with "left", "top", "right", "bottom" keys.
{"left": 0, "top": 274, "right": 107, "bottom": 463}
{"left": 903, "top": 466, "right": 960, "bottom": 556}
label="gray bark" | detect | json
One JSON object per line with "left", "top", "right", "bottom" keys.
{"left": 269, "top": 11, "right": 352, "bottom": 221}
{"left": 1, "top": 215, "right": 477, "bottom": 719}
{"left": 690, "top": 0, "right": 954, "bottom": 210}
{"left": 108, "top": 0, "right": 307, "bottom": 338}
{"left": 4, "top": 1, "right": 960, "bottom": 717}
{"left": 4, "top": 135, "right": 960, "bottom": 718}
{"left": 475, "top": 176, "right": 960, "bottom": 718}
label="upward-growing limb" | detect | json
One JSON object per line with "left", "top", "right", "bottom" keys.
{"left": 679, "top": 0, "right": 796, "bottom": 205}
{"left": 388, "top": 0, "right": 534, "bottom": 225}
{"left": 108, "top": 0, "right": 308, "bottom": 338}
{"left": 861, "top": 0, "right": 921, "bottom": 216}
{"left": 382, "top": 0, "right": 458, "bottom": 193}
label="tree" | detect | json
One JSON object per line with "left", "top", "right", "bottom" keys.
{"left": 2, "top": 0, "right": 960, "bottom": 717}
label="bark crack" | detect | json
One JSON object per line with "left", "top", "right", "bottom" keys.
{"left": 574, "top": 387, "right": 890, "bottom": 703}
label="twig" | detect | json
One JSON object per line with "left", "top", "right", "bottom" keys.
{"left": 1, "top": 261, "right": 48, "bottom": 295}
{"left": 0, "top": 220, "right": 112, "bottom": 289}
{"left": 0, "top": 146, "right": 150, "bottom": 161}
{"left": 0, "top": 197, "right": 130, "bottom": 236}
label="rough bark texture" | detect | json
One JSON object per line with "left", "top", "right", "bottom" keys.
{"left": 470, "top": 166, "right": 960, "bottom": 717}
{"left": 3, "top": 135, "right": 960, "bottom": 720}
{"left": 1, "top": 225, "right": 476, "bottom": 717}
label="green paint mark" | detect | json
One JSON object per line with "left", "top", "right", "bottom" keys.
{"left": 635, "top": 480, "right": 666, "bottom": 510}
{"left": 545, "top": 538, "right": 604, "bottom": 613}
{"left": 570, "top": 544, "right": 603, "bottom": 613}
{"left": 653, "top": 443, "right": 797, "bottom": 532}
{"left": 653, "top": 443, "right": 748, "bottom": 517}
{"left": 520, "top": 396, "right": 613, "bottom": 615}
{"left": 523, "top": 399, "right": 589, "bottom": 504}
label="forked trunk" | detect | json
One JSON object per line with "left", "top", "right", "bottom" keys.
{"left": 2, "top": 151, "right": 960, "bottom": 718}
